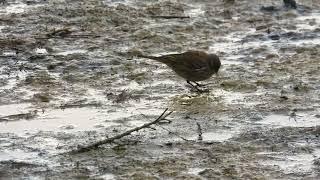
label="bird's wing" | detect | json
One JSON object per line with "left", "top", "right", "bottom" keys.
{"left": 180, "top": 51, "right": 209, "bottom": 72}
{"left": 148, "top": 51, "right": 209, "bottom": 72}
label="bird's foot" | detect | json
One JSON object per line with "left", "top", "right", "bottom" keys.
{"left": 194, "top": 87, "right": 210, "bottom": 93}
{"left": 194, "top": 82, "right": 207, "bottom": 87}
{"left": 187, "top": 81, "right": 209, "bottom": 93}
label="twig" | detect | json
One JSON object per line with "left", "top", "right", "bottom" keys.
{"left": 63, "top": 34, "right": 102, "bottom": 38}
{"left": 140, "top": 113, "right": 190, "bottom": 142}
{"left": 34, "top": 34, "right": 102, "bottom": 39}
{"left": 156, "top": 123, "right": 190, "bottom": 142}
{"left": 196, "top": 122, "right": 203, "bottom": 141}
{"left": 150, "top": 15, "right": 190, "bottom": 19}
{"left": 0, "top": 111, "right": 38, "bottom": 122}
{"left": 70, "top": 108, "right": 172, "bottom": 154}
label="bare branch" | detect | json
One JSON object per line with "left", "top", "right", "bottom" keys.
{"left": 140, "top": 112, "right": 190, "bottom": 142}
{"left": 150, "top": 15, "right": 190, "bottom": 19}
{"left": 70, "top": 109, "right": 172, "bottom": 154}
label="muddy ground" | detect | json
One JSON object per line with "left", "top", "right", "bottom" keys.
{"left": 0, "top": 0, "right": 320, "bottom": 179}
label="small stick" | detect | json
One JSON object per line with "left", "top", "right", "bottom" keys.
{"left": 140, "top": 113, "right": 190, "bottom": 142}
{"left": 70, "top": 109, "right": 172, "bottom": 154}
{"left": 33, "top": 34, "right": 102, "bottom": 39}
{"left": 196, "top": 122, "right": 203, "bottom": 141}
{"left": 150, "top": 15, "right": 190, "bottom": 19}
{"left": 155, "top": 123, "right": 190, "bottom": 142}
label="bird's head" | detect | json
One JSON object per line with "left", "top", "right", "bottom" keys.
{"left": 207, "top": 54, "right": 221, "bottom": 73}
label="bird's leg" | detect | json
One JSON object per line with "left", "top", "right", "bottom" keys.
{"left": 187, "top": 80, "right": 195, "bottom": 88}
{"left": 187, "top": 80, "right": 204, "bottom": 93}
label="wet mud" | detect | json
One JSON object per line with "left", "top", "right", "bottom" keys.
{"left": 0, "top": 0, "right": 320, "bottom": 179}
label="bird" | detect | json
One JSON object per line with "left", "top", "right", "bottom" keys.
{"left": 283, "top": 0, "right": 297, "bottom": 9}
{"left": 137, "top": 50, "right": 221, "bottom": 92}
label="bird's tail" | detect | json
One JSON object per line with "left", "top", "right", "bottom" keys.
{"left": 125, "top": 50, "right": 170, "bottom": 64}
{"left": 124, "top": 50, "right": 161, "bottom": 61}
{"left": 136, "top": 54, "right": 166, "bottom": 63}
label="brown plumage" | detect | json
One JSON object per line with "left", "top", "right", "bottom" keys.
{"left": 138, "top": 50, "right": 221, "bottom": 92}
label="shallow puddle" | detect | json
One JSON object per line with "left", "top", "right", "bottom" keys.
{"left": 194, "top": 130, "right": 237, "bottom": 142}
{"left": 187, "top": 167, "right": 205, "bottom": 175}
{"left": 259, "top": 149, "right": 320, "bottom": 174}
{"left": 97, "top": 173, "right": 116, "bottom": 180}
{"left": 0, "top": 107, "right": 108, "bottom": 134}
{"left": 258, "top": 112, "right": 320, "bottom": 127}
{"left": 0, "top": 150, "right": 37, "bottom": 163}
{"left": 55, "top": 49, "right": 88, "bottom": 56}
{"left": 296, "top": 13, "right": 320, "bottom": 30}
{"left": 185, "top": 4, "right": 205, "bottom": 17}
{"left": 0, "top": 2, "right": 43, "bottom": 15}
{"left": 0, "top": 102, "right": 167, "bottom": 134}
{"left": 185, "top": 120, "right": 242, "bottom": 143}
{"left": 0, "top": 103, "right": 32, "bottom": 116}
{"left": 1, "top": 3, "right": 27, "bottom": 14}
